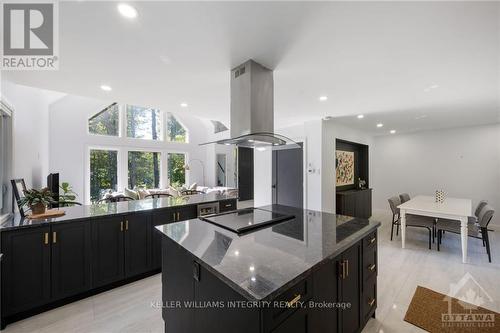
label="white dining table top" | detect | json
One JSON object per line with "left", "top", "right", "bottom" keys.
{"left": 398, "top": 195, "right": 472, "bottom": 217}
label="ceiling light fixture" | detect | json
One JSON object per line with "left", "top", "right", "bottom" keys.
{"left": 180, "top": 103, "right": 188, "bottom": 108}
{"left": 424, "top": 84, "right": 439, "bottom": 92}
{"left": 357, "top": 115, "right": 364, "bottom": 119}
{"left": 376, "top": 123, "right": 383, "bottom": 128}
{"left": 390, "top": 130, "right": 396, "bottom": 134}
{"left": 319, "top": 96, "right": 328, "bottom": 101}
{"left": 117, "top": 3, "right": 138, "bottom": 19}
{"left": 100, "top": 85, "right": 112, "bottom": 92}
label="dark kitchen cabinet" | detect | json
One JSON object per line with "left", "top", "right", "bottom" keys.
{"left": 92, "top": 216, "right": 125, "bottom": 288}
{"left": 339, "top": 243, "right": 361, "bottom": 333}
{"left": 124, "top": 213, "right": 151, "bottom": 277}
{"left": 272, "top": 308, "right": 309, "bottom": 333}
{"left": 51, "top": 221, "right": 92, "bottom": 301}
{"left": 1, "top": 227, "right": 51, "bottom": 316}
{"left": 152, "top": 205, "right": 197, "bottom": 270}
{"left": 311, "top": 257, "right": 339, "bottom": 333}
{"left": 336, "top": 189, "right": 372, "bottom": 219}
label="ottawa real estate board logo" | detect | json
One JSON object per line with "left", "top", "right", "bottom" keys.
{"left": 1, "top": 1, "right": 59, "bottom": 70}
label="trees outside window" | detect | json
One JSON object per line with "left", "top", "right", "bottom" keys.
{"left": 128, "top": 151, "right": 161, "bottom": 189}
{"left": 166, "top": 113, "right": 187, "bottom": 142}
{"left": 127, "top": 105, "right": 162, "bottom": 140}
{"left": 88, "top": 103, "right": 119, "bottom": 136}
{"left": 90, "top": 149, "right": 118, "bottom": 202}
{"left": 168, "top": 153, "right": 186, "bottom": 188}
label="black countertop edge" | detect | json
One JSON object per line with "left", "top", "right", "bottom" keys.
{"left": 163, "top": 220, "right": 380, "bottom": 302}
{"left": 0, "top": 193, "right": 238, "bottom": 232}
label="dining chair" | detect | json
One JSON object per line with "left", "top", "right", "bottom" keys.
{"left": 97, "top": 196, "right": 135, "bottom": 203}
{"left": 388, "top": 196, "right": 435, "bottom": 249}
{"left": 469, "top": 200, "right": 488, "bottom": 224}
{"left": 399, "top": 193, "right": 411, "bottom": 203}
{"left": 437, "top": 204, "right": 495, "bottom": 262}
{"left": 145, "top": 193, "right": 172, "bottom": 199}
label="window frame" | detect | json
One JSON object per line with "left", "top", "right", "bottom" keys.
{"left": 87, "top": 102, "right": 121, "bottom": 138}
{"left": 126, "top": 148, "right": 164, "bottom": 190}
{"left": 85, "top": 146, "right": 121, "bottom": 204}
{"left": 166, "top": 112, "right": 189, "bottom": 144}
{"left": 0, "top": 99, "right": 13, "bottom": 221}
{"left": 125, "top": 104, "right": 164, "bottom": 142}
{"left": 167, "top": 151, "right": 189, "bottom": 187}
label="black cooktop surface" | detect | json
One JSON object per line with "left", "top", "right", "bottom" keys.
{"left": 201, "top": 208, "right": 294, "bottom": 234}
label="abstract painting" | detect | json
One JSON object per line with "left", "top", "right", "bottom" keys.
{"left": 336, "top": 150, "right": 355, "bottom": 186}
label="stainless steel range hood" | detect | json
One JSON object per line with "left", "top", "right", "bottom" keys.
{"left": 200, "top": 60, "right": 300, "bottom": 150}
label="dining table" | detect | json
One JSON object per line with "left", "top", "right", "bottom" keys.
{"left": 398, "top": 195, "right": 472, "bottom": 263}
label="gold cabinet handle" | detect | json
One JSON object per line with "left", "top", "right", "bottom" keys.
{"left": 369, "top": 264, "right": 376, "bottom": 271}
{"left": 44, "top": 232, "right": 49, "bottom": 245}
{"left": 120, "top": 221, "right": 124, "bottom": 232}
{"left": 287, "top": 294, "right": 301, "bottom": 307}
{"left": 368, "top": 298, "right": 375, "bottom": 307}
{"left": 346, "top": 259, "right": 349, "bottom": 277}
{"left": 53, "top": 231, "right": 57, "bottom": 244}
{"left": 172, "top": 213, "right": 176, "bottom": 221}
{"left": 370, "top": 237, "right": 376, "bottom": 244}
{"left": 177, "top": 212, "right": 180, "bottom": 220}
{"left": 125, "top": 220, "right": 129, "bottom": 231}
{"left": 340, "top": 261, "right": 345, "bottom": 279}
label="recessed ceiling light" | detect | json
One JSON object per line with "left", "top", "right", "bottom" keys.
{"left": 100, "top": 85, "right": 112, "bottom": 92}
{"left": 319, "top": 96, "right": 328, "bottom": 101}
{"left": 390, "top": 130, "right": 396, "bottom": 134}
{"left": 256, "top": 147, "right": 266, "bottom": 152}
{"left": 117, "top": 3, "right": 138, "bottom": 19}
{"left": 377, "top": 123, "right": 384, "bottom": 128}
{"left": 357, "top": 115, "right": 364, "bottom": 119}
{"left": 224, "top": 143, "right": 231, "bottom": 146}
{"left": 248, "top": 139, "right": 254, "bottom": 143}
{"left": 251, "top": 277, "right": 256, "bottom": 282}
{"left": 323, "top": 116, "right": 332, "bottom": 121}
{"left": 249, "top": 266, "right": 255, "bottom": 272}
{"left": 234, "top": 250, "right": 239, "bottom": 256}
{"left": 180, "top": 103, "right": 188, "bottom": 108}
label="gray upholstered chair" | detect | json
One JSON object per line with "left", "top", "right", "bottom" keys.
{"left": 388, "top": 196, "right": 435, "bottom": 249}
{"left": 437, "top": 204, "right": 494, "bottom": 262}
{"left": 469, "top": 200, "right": 488, "bottom": 224}
{"left": 399, "top": 193, "right": 411, "bottom": 203}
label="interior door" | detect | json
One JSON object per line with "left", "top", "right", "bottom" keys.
{"left": 272, "top": 143, "right": 303, "bottom": 208}
{"left": 238, "top": 147, "right": 254, "bottom": 201}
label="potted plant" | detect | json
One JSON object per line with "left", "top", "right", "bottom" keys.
{"left": 58, "top": 182, "right": 79, "bottom": 206}
{"left": 18, "top": 188, "right": 55, "bottom": 215}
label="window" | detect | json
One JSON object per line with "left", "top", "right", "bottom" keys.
{"left": 168, "top": 153, "right": 186, "bottom": 188}
{"left": 89, "top": 103, "right": 119, "bottom": 136}
{"left": 127, "top": 105, "right": 162, "bottom": 140}
{"left": 89, "top": 149, "right": 118, "bottom": 202}
{"left": 211, "top": 120, "right": 228, "bottom": 134}
{"left": 128, "top": 151, "right": 161, "bottom": 189}
{"left": 166, "top": 113, "right": 187, "bottom": 143}
{"left": 0, "top": 103, "right": 13, "bottom": 217}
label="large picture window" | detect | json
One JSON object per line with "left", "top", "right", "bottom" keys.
{"left": 168, "top": 153, "right": 186, "bottom": 188}
{"left": 89, "top": 149, "right": 118, "bottom": 202}
{"left": 166, "top": 113, "right": 188, "bottom": 143}
{"left": 128, "top": 151, "right": 161, "bottom": 189}
{"left": 127, "top": 105, "right": 162, "bottom": 140}
{"left": 88, "top": 103, "right": 119, "bottom": 136}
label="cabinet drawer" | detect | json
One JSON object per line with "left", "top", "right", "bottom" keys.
{"left": 363, "top": 245, "right": 377, "bottom": 282}
{"left": 263, "top": 275, "right": 313, "bottom": 331}
{"left": 363, "top": 231, "right": 377, "bottom": 249}
{"left": 219, "top": 199, "right": 237, "bottom": 212}
{"left": 362, "top": 275, "right": 377, "bottom": 321}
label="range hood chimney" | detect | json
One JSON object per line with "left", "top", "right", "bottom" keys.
{"left": 201, "top": 60, "right": 299, "bottom": 150}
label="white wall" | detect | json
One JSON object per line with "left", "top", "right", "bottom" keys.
{"left": 372, "top": 124, "right": 500, "bottom": 224}
{"left": 49, "top": 94, "right": 211, "bottom": 203}
{"left": 1, "top": 81, "right": 63, "bottom": 190}
{"left": 322, "top": 120, "right": 374, "bottom": 213}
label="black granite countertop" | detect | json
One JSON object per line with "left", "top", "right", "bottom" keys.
{"left": 156, "top": 204, "right": 380, "bottom": 301}
{"left": 0, "top": 192, "right": 237, "bottom": 231}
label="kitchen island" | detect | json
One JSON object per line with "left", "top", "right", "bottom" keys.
{"left": 157, "top": 204, "right": 380, "bottom": 333}
{"left": 0, "top": 193, "right": 237, "bottom": 328}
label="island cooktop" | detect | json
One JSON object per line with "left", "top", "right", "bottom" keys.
{"left": 200, "top": 207, "right": 294, "bottom": 234}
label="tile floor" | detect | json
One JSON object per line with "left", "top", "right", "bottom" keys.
{"left": 3, "top": 208, "right": 499, "bottom": 333}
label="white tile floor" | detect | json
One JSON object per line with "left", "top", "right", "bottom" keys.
{"left": 3, "top": 208, "right": 499, "bottom": 333}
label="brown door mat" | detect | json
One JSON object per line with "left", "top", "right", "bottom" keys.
{"left": 404, "top": 286, "right": 499, "bottom": 332}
